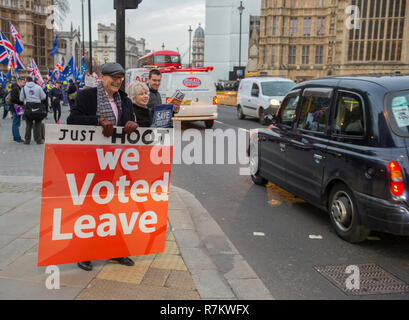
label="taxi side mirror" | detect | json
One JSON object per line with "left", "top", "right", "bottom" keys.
{"left": 264, "top": 114, "right": 276, "bottom": 126}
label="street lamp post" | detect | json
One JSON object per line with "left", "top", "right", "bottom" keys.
{"left": 114, "top": 0, "right": 143, "bottom": 72}
{"left": 88, "top": 0, "right": 93, "bottom": 74}
{"left": 116, "top": 0, "right": 126, "bottom": 69}
{"left": 188, "top": 25, "right": 193, "bottom": 68}
{"left": 81, "top": 0, "right": 85, "bottom": 59}
{"left": 237, "top": 1, "right": 245, "bottom": 68}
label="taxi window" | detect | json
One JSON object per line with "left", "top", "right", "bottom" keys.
{"left": 279, "top": 94, "right": 299, "bottom": 127}
{"left": 334, "top": 93, "right": 365, "bottom": 136}
{"left": 297, "top": 89, "right": 332, "bottom": 133}
{"left": 385, "top": 90, "right": 409, "bottom": 137}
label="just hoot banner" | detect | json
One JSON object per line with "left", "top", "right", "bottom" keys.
{"left": 37, "top": 124, "right": 173, "bottom": 266}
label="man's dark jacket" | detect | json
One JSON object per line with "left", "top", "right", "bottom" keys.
{"left": 9, "top": 83, "right": 24, "bottom": 115}
{"left": 67, "top": 87, "right": 149, "bottom": 127}
{"left": 49, "top": 87, "right": 64, "bottom": 107}
{"left": 147, "top": 86, "right": 162, "bottom": 114}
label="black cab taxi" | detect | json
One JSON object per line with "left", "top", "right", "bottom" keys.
{"left": 250, "top": 76, "right": 409, "bottom": 243}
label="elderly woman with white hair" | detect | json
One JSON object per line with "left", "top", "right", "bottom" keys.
{"left": 126, "top": 81, "right": 152, "bottom": 127}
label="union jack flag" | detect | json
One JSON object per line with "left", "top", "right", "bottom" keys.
{"left": 15, "top": 53, "right": 26, "bottom": 71}
{"left": 0, "top": 46, "right": 9, "bottom": 66}
{"left": 28, "top": 59, "right": 44, "bottom": 85}
{"left": 0, "top": 32, "right": 16, "bottom": 69}
{"left": 54, "top": 62, "right": 64, "bottom": 79}
{"left": 55, "top": 63, "right": 63, "bottom": 72}
{"left": 0, "top": 31, "right": 25, "bottom": 71}
{"left": 10, "top": 22, "right": 24, "bottom": 54}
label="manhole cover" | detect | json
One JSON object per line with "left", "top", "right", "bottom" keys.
{"left": 314, "top": 263, "right": 409, "bottom": 296}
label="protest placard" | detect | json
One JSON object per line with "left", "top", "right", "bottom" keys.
{"left": 168, "top": 90, "right": 185, "bottom": 107}
{"left": 84, "top": 75, "right": 98, "bottom": 88}
{"left": 37, "top": 124, "right": 173, "bottom": 266}
{"left": 152, "top": 105, "right": 174, "bottom": 128}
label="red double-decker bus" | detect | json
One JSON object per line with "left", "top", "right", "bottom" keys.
{"left": 137, "top": 50, "right": 182, "bottom": 69}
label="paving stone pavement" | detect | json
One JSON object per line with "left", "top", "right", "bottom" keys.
{"left": 0, "top": 106, "right": 274, "bottom": 300}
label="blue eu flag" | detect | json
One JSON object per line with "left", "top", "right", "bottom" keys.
{"left": 63, "top": 56, "right": 75, "bottom": 77}
{"left": 50, "top": 35, "right": 58, "bottom": 57}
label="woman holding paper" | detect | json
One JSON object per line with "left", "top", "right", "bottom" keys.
{"left": 127, "top": 81, "right": 153, "bottom": 127}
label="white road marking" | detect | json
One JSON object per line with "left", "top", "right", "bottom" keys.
{"left": 253, "top": 232, "right": 266, "bottom": 237}
{"left": 215, "top": 120, "right": 250, "bottom": 133}
{"left": 309, "top": 235, "right": 323, "bottom": 240}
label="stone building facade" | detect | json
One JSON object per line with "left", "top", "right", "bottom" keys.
{"left": 192, "top": 24, "right": 205, "bottom": 68}
{"left": 85, "top": 23, "right": 146, "bottom": 71}
{"left": 54, "top": 25, "right": 81, "bottom": 69}
{"left": 0, "top": 0, "right": 54, "bottom": 74}
{"left": 257, "top": 0, "right": 409, "bottom": 82}
{"left": 247, "top": 15, "right": 260, "bottom": 73}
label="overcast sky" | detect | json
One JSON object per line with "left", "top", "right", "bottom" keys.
{"left": 62, "top": 0, "right": 206, "bottom": 63}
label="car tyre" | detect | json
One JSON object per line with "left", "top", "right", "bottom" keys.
{"left": 328, "top": 183, "right": 370, "bottom": 243}
{"left": 249, "top": 141, "right": 268, "bottom": 186}
{"left": 204, "top": 120, "right": 214, "bottom": 129}
{"left": 259, "top": 108, "right": 265, "bottom": 125}
{"left": 237, "top": 105, "right": 245, "bottom": 120}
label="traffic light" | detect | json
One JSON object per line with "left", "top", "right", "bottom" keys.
{"left": 114, "top": 0, "right": 142, "bottom": 9}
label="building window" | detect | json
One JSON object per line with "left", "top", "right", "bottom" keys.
{"left": 348, "top": 0, "right": 406, "bottom": 62}
{"left": 33, "top": 25, "right": 47, "bottom": 69}
{"left": 315, "top": 45, "right": 324, "bottom": 64}
{"left": 272, "top": 16, "right": 277, "bottom": 36}
{"left": 288, "top": 45, "right": 296, "bottom": 64}
{"left": 303, "top": 18, "right": 312, "bottom": 37}
{"left": 271, "top": 47, "right": 275, "bottom": 66}
{"left": 289, "top": 18, "right": 298, "bottom": 37}
{"left": 302, "top": 46, "right": 310, "bottom": 64}
{"left": 317, "top": 17, "right": 325, "bottom": 36}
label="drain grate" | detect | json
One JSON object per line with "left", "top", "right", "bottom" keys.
{"left": 314, "top": 263, "right": 409, "bottom": 296}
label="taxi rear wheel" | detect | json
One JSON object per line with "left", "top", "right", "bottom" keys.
{"left": 249, "top": 141, "right": 267, "bottom": 186}
{"left": 328, "top": 183, "right": 370, "bottom": 243}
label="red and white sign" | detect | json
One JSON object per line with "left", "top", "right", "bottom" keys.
{"left": 183, "top": 77, "right": 201, "bottom": 88}
{"left": 37, "top": 124, "right": 173, "bottom": 266}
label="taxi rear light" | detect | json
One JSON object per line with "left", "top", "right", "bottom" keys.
{"left": 388, "top": 161, "right": 404, "bottom": 197}
{"left": 213, "top": 96, "right": 218, "bottom": 105}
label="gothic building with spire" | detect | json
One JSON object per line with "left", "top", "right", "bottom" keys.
{"left": 54, "top": 23, "right": 81, "bottom": 69}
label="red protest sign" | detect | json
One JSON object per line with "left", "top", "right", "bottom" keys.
{"left": 37, "top": 125, "right": 173, "bottom": 267}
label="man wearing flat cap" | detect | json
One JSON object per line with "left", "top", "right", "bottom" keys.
{"left": 67, "top": 62, "right": 138, "bottom": 271}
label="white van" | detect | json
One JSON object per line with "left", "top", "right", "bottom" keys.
{"left": 237, "top": 77, "right": 295, "bottom": 124}
{"left": 125, "top": 68, "right": 151, "bottom": 88}
{"left": 159, "top": 70, "right": 218, "bottom": 128}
